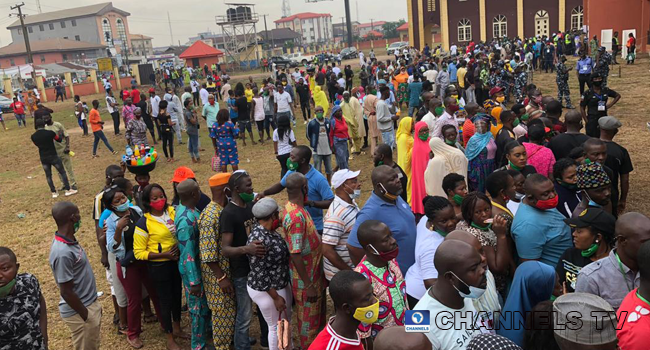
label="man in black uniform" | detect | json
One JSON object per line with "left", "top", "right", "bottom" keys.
{"left": 579, "top": 73, "right": 621, "bottom": 137}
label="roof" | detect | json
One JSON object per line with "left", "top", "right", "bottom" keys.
{"left": 179, "top": 41, "right": 224, "bottom": 59}
{"left": 364, "top": 30, "right": 384, "bottom": 38}
{"left": 7, "top": 2, "right": 130, "bottom": 28}
{"left": 358, "top": 21, "right": 386, "bottom": 29}
{"left": 130, "top": 34, "right": 153, "bottom": 41}
{"left": 258, "top": 28, "right": 301, "bottom": 42}
{"left": 275, "top": 12, "right": 331, "bottom": 24}
{"left": 397, "top": 23, "right": 409, "bottom": 31}
{"left": 0, "top": 38, "right": 106, "bottom": 57}
{"left": 35, "top": 62, "right": 94, "bottom": 74}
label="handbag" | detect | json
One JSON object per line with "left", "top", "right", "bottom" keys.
{"left": 211, "top": 150, "right": 220, "bottom": 172}
{"left": 277, "top": 310, "right": 290, "bottom": 350}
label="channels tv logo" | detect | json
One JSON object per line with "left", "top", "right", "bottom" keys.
{"left": 405, "top": 310, "right": 431, "bottom": 332}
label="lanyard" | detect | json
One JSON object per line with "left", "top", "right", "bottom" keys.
{"left": 637, "top": 290, "right": 650, "bottom": 307}
{"left": 615, "top": 252, "right": 634, "bottom": 292}
{"left": 491, "top": 201, "right": 513, "bottom": 218}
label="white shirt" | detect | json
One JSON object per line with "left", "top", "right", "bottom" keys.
{"left": 332, "top": 67, "right": 341, "bottom": 76}
{"left": 337, "top": 78, "right": 346, "bottom": 89}
{"left": 150, "top": 95, "right": 161, "bottom": 118}
{"left": 106, "top": 96, "right": 116, "bottom": 114}
{"left": 199, "top": 88, "right": 209, "bottom": 106}
{"left": 274, "top": 91, "right": 292, "bottom": 113}
{"left": 33, "top": 88, "right": 40, "bottom": 99}
{"left": 450, "top": 45, "right": 458, "bottom": 56}
{"left": 507, "top": 200, "right": 521, "bottom": 216}
{"left": 405, "top": 217, "right": 445, "bottom": 299}
{"left": 273, "top": 129, "right": 296, "bottom": 155}
{"left": 424, "top": 69, "right": 438, "bottom": 83}
{"left": 432, "top": 111, "right": 459, "bottom": 139}
{"left": 414, "top": 293, "right": 484, "bottom": 350}
{"left": 292, "top": 72, "right": 302, "bottom": 82}
{"left": 472, "top": 270, "right": 501, "bottom": 334}
{"left": 190, "top": 80, "right": 200, "bottom": 93}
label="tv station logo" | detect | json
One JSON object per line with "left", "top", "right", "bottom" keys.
{"left": 405, "top": 310, "right": 430, "bottom": 332}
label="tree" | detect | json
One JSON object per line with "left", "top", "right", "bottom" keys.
{"left": 382, "top": 19, "right": 406, "bottom": 39}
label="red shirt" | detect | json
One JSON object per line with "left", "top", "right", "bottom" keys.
{"left": 131, "top": 89, "right": 141, "bottom": 104}
{"left": 10, "top": 101, "right": 25, "bottom": 114}
{"left": 308, "top": 318, "right": 364, "bottom": 350}
{"left": 332, "top": 117, "right": 349, "bottom": 140}
{"left": 617, "top": 289, "right": 650, "bottom": 350}
{"left": 122, "top": 90, "right": 131, "bottom": 100}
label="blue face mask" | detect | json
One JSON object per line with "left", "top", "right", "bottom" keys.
{"left": 114, "top": 201, "right": 130, "bottom": 212}
{"left": 448, "top": 271, "right": 486, "bottom": 299}
{"left": 588, "top": 200, "right": 602, "bottom": 208}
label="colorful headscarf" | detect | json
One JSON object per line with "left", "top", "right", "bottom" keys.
{"left": 576, "top": 162, "right": 611, "bottom": 190}
{"left": 483, "top": 99, "right": 498, "bottom": 110}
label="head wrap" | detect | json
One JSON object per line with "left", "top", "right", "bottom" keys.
{"left": 576, "top": 162, "right": 611, "bottom": 190}
{"left": 209, "top": 173, "right": 231, "bottom": 187}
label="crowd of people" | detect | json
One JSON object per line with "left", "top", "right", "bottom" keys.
{"left": 6, "top": 31, "right": 648, "bottom": 350}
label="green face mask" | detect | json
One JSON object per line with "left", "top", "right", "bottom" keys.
{"left": 375, "top": 160, "right": 384, "bottom": 167}
{"left": 520, "top": 114, "right": 530, "bottom": 121}
{"left": 471, "top": 221, "right": 492, "bottom": 231}
{"left": 74, "top": 219, "right": 81, "bottom": 233}
{"left": 508, "top": 160, "right": 522, "bottom": 171}
{"left": 0, "top": 279, "right": 16, "bottom": 298}
{"left": 316, "top": 112, "right": 324, "bottom": 120}
{"left": 452, "top": 194, "right": 464, "bottom": 205}
{"left": 239, "top": 192, "right": 255, "bottom": 203}
{"left": 581, "top": 243, "right": 600, "bottom": 258}
{"left": 434, "top": 106, "right": 445, "bottom": 117}
{"left": 445, "top": 139, "right": 456, "bottom": 146}
{"left": 513, "top": 118, "right": 520, "bottom": 127}
{"left": 418, "top": 132, "right": 429, "bottom": 142}
{"left": 556, "top": 179, "right": 578, "bottom": 190}
{"left": 286, "top": 158, "right": 299, "bottom": 171}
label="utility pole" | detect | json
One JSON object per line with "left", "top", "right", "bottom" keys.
{"left": 167, "top": 11, "right": 174, "bottom": 46}
{"left": 11, "top": 2, "right": 33, "bottom": 64}
{"left": 355, "top": 1, "right": 359, "bottom": 23}
{"left": 344, "top": 0, "right": 353, "bottom": 48}
{"left": 262, "top": 14, "right": 271, "bottom": 55}
{"left": 35, "top": 0, "right": 41, "bottom": 13}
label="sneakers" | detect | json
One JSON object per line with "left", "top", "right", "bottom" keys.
{"left": 65, "top": 189, "right": 78, "bottom": 196}
{"left": 52, "top": 192, "right": 59, "bottom": 198}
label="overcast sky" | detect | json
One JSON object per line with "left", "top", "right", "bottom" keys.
{"left": 0, "top": 0, "right": 407, "bottom": 47}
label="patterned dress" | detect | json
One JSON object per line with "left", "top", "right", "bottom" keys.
{"left": 467, "top": 140, "right": 496, "bottom": 193}
{"left": 198, "top": 201, "right": 236, "bottom": 350}
{"left": 354, "top": 258, "right": 408, "bottom": 339}
{"left": 210, "top": 121, "right": 240, "bottom": 166}
{"left": 0, "top": 273, "right": 45, "bottom": 350}
{"left": 175, "top": 204, "right": 210, "bottom": 350}
{"left": 281, "top": 201, "right": 326, "bottom": 348}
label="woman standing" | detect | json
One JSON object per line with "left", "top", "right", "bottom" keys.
{"left": 210, "top": 109, "right": 240, "bottom": 173}
{"left": 496, "top": 140, "right": 538, "bottom": 178}
{"left": 410, "top": 122, "right": 430, "bottom": 216}
{"left": 104, "top": 187, "right": 161, "bottom": 349}
{"left": 133, "top": 184, "right": 187, "bottom": 350}
{"left": 553, "top": 158, "right": 581, "bottom": 218}
{"left": 312, "top": 86, "right": 329, "bottom": 117}
{"left": 626, "top": 33, "right": 636, "bottom": 64}
{"left": 393, "top": 67, "right": 409, "bottom": 110}
{"left": 425, "top": 136, "right": 468, "bottom": 198}
{"left": 247, "top": 198, "right": 292, "bottom": 350}
{"left": 88, "top": 99, "right": 117, "bottom": 158}
{"left": 157, "top": 100, "right": 175, "bottom": 162}
{"left": 125, "top": 107, "right": 149, "bottom": 146}
{"left": 328, "top": 105, "right": 350, "bottom": 170}
{"left": 273, "top": 114, "right": 297, "bottom": 178}
{"left": 523, "top": 124, "right": 556, "bottom": 178}
{"left": 464, "top": 118, "right": 496, "bottom": 192}
{"left": 396, "top": 117, "right": 414, "bottom": 201}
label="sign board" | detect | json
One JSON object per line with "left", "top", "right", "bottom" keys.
{"left": 97, "top": 58, "right": 113, "bottom": 72}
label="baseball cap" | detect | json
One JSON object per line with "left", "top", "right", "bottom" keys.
{"left": 489, "top": 86, "right": 503, "bottom": 97}
{"left": 171, "top": 166, "right": 195, "bottom": 183}
{"left": 563, "top": 208, "right": 616, "bottom": 236}
{"left": 252, "top": 197, "right": 279, "bottom": 219}
{"left": 148, "top": 87, "right": 155, "bottom": 93}
{"left": 598, "top": 116, "right": 622, "bottom": 130}
{"left": 331, "top": 169, "right": 360, "bottom": 189}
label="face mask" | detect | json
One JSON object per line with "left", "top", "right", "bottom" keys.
{"left": 445, "top": 139, "right": 456, "bottom": 146}
{"left": 150, "top": 199, "right": 166, "bottom": 211}
{"left": 0, "top": 279, "right": 16, "bottom": 298}
{"left": 588, "top": 199, "right": 603, "bottom": 208}
{"left": 286, "top": 158, "right": 299, "bottom": 171}
{"left": 448, "top": 271, "right": 486, "bottom": 299}
{"left": 209, "top": 101, "right": 215, "bottom": 106}
{"left": 581, "top": 243, "right": 599, "bottom": 258}
{"left": 316, "top": 112, "right": 324, "bottom": 120}
{"left": 556, "top": 179, "right": 578, "bottom": 190}
{"left": 513, "top": 118, "right": 520, "bottom": 127}
{"left": 496, "top": 96, "right": 506, "bottom": 103}
{"left": 74, "top": 219, "right": 81, "bottom": 233}
{"left": 374, "top": 160, "right": 384, "bottom": 167}
{"left": 534, "top": 195, "right": 558, "bottom": 210}
{"left": 514, "top": 192, "right": 525, "bottom": 201}
{"left": 418, "top": 132, "right": 429, "bottom": 141}
{"left": 452, "top": 194, "right": 464, "bottom": 205}
{"left": 270, "top": 218, "right": 281, "bottom": 231}
{"left": 592, "top": 80, "right": 602, "bottom": 87}
{"left": 239, "top": 192, "right": 255, "bottom": 203}
{"left": 369, "top": 243, "right": 400, "bottom": 262}
{"left": 378, "top": 183, "right": 398, "bottom": 201}
{"left": 434, "top": 107, "right": 445, "bottom": 116}
{"left": 449, "top": 104, "right": 460, "bottom": 113}
{"left": 136, "top": 180, "right": 149, "bottom": 188}
{"left": 451, "top": 94, "right": 459, "bottom": 99}
{"left": 508, "top": 160, "right": 523, "bottom": 171}
{"left": 352, "top": 299, "right": 380, "bottom": 324}
{"left": 471, "top": 221, "right": 492, "bottom": 231}
{"left": 115, "top": 201, "right": 130, "bottom": 212}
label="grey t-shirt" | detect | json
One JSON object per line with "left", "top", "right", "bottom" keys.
{"left": 49, "top": 234, "right": 98, "bottom": 318}
{"left": 184, "top": 110, "right": 199, "bottom": 135}
{"left": 316, "top": 120, "right": 332, "bottom": 156}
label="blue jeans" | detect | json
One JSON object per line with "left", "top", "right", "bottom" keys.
{"left": 187, "top": 133, "right": 199, "bottom": 159}
{"left": 381, "top": 130, "right": 395, "bottom": 150}
{"left": 313, "top": 153, "right": 332, "bottom": 175}
{"left": 264, "top": 114, "right": 276, "bottom": 136}
{"left": 233, "top": 276, "right": 252, "bottom": 350}
{"left": 15, "top": 113, "right": 26, "bottom": 127}
{"left": 93, "top": 130, "right": 114, "bottom": 155}
{"left": 333, "top": 137, "right": 349, "bottom": 170}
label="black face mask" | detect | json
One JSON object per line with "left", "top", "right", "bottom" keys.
{"left": 592, "top": 80, "right": 603, "bottom": 87}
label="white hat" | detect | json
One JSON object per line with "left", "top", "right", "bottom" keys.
{"left": 331, "top": 169, "right": 360, "bottom": 189}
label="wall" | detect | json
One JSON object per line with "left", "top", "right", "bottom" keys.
{"left": 447, "top": 0, "right": 481, "bottom": 44}
{"left": 40, "top": 76, "right": 135, "bottom": 101}
{"left": 584, "top": 0, "right": 650, "bottom": 53}
{"left": 10, "top": 16, "right": 100, "bottom": 44}
{"left": 0, "top": 49, "right": 104, "bottom": 68}
{"left": 522, "top": 0, "right": 559, "bottom": 38}
{"left": 485, "top": 0, "right": 518, "bottom": 40}
{"left": 564, "top": 0, "right": 584, "bottom": 32}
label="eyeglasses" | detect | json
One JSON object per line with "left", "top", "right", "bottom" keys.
{"left": 231, "top": 170, "right": 249, "bottom": 185}
{"left": 103, "top": 184, "right": 118, "bottom": 193}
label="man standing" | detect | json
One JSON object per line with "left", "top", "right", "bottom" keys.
{"left": 106, "top": 90, "right": 120, "bottom": 135}
{"left": 373, "top": 144, "right": 408, "bottom": 201}
{"left": 599, "top": 116, "right": 633, "bottom": 215}
{"left": 306, "top": 106, "right": 333, "bottom": 182}
{"left": 31, "top": 119, "right": 76, "bottom": 197}
{"left": 590, "top": 35, "right": 599, "bottom": 60}
{"left": 9, "top": 97, "right": 26, "bottom": 127}
{"left": 594, "top": 47, "right": 612, "bottom": 88}
{"left": 49, "top": 201, "right": 101, "bottom": 350}
{"left": 281, "top": 172, "right": 326, "bottom": 348}
{"left": 617, "top": 240, "right": 650, "bottom": 348}
{"left": 376, "top": 86, "right": 398, "bottom": 149}
{"left": 341, "top": 91, "right": 364, "bottom": 155}
{"left": 548, "top": 110, "right": 589, "bottom": 160}
{"left": 580, "top": 73, "right": 621, "bottom": 137}
{"left": 576, "top": 51, "right": 593, "bottom": 96}
{"left": 432, "top": 96, "right": 460, "bottom": 139}
{"left": 322, "top": 170, "right": 360, "bottom": 281}
{"left": 611, "top": 32, "right": 620, "bottom": 65}
{"left": 44, "top": 114, "right": 77, "bottom": 191}
{"left": 274, "top": 84, "right": 294, "bottom": 126}
{"left": 199, "top": 173, "right": 236, "bottom": 350}
{"left": 555, "top": 55, "right": 574, "bottom": 109}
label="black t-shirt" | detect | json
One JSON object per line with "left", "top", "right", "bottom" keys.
{"left": 496, "top": 164, "right": 537, "bottom": 178}
{"left": 31, "top": 129, "right": 60, "bottom": 160}
{"left": 235, "top": 96, "right": 249, "bottom": 122}
{"left": 296, "top": 85, "right": 310, "bottom": 102}
{"left": 392, "top": 163, "right": 408, "bottom": 202}
{"left": 220, "top": 202, "right": 255, "bottom": 278}
{"left": 580, "top": 88, "right": 618, "bottom": 118}
{"left": 495, "top": 128, "right": 515, "bottom": 167}
{"left": 555, "top": 182, "right": 581, "bottom": 218}
{"left": 315, "top": 72, "right": 325, "bottom": 85}
{"left": 556, "top": 247, "right": 593, "bottom": 293}
{"left": 604, "top": 140, "right": 633, "bottom": 209}
{"left": 548, "top": 132, "right": 590, "bottom": 161}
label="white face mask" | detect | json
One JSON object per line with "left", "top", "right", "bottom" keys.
{"left": 514, "top": 192, "right": 525, "bottom": 201}
{"left": 448, "top": 271, "right": 486, "bottom": 299}
{"left": 345, "top": 184, "right": 361, "bottom": 200}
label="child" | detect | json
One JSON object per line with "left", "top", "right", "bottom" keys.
{"left": 74, "top": 95, "right": 88, "bottom": 136}
{"left": 227, "top": 90, "right": 238, "bottom": 125}
{"left": 157, "top": 100, "right": 175, "bottom": 162}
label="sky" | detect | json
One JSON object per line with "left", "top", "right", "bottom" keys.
{"left": 0, "top": 0, "right": 407, "bottom": 47}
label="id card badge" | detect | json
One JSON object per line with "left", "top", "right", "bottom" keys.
{"left": 581, "top": 65, "right": 589, "bottom": 73}
{"left": 598, "top": 101, "right": 606, "bottom": 111}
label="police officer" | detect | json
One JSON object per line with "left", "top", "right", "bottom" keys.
{"left": 594, "top": 47, "right": 612, "bottom": 88}
{"left": 555, "top": 55, "right": 574, "bottom": 109}
{"left": 579, "top": 73, "right": 621, "bottom": 137}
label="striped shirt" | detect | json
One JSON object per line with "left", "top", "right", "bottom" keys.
{"left": 322, "top": 196, "right": 358, "bottom": 280}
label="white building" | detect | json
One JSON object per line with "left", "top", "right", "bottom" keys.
{"left": 274, "top": 13, "right": 333, "bottom": 45}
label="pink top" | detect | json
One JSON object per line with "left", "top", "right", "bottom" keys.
{"left": 523, "top": 142, "right": 556, "bottom": 177}
{"left": 410, "top": 122, "right": 431, "bottom": 215}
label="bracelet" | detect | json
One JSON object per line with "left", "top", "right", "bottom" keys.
{"left": 217, "top": 274, "right": 227, "bottom": 283}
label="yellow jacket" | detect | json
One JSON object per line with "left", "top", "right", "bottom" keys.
{"left": 133, "top": 207, "right": 177, "bottom": 262}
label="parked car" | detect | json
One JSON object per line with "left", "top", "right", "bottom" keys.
{"left": 340, "top": 47, "right": 358, "bottom": 59}
{"left": 286, "top": 52, "right": 315, "bottom": 66}
{"left": 269, "top": 56, "right": 293, "bottom": 68}
{"left": 0, "top": 95, "right": 12, "bottom": 112}
{"left": 387, "top": 41, "right": 409, "bottom": 56}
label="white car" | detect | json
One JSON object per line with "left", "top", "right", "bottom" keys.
{"left": 387, "top": 41, "right": 409, "bottom": 56}
{"left": 286, "top": 52, "right": 314, "bottom": 66}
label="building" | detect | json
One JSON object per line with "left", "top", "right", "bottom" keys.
{"left": 130, "top": 34, "right": 154, "bottom": 59}
{"left": 0, "top": 38, "right": 105, "bottom": 68}
{"left": 357, "top": 21, "right": 387, "bottom": 37}
{"left": 258, "top": 28, "right": 301, "bottom": 49}
{"left": 584, "top": 0, "right": 650, "bottom": 53}
{"left": 179, "top": 41, "right": 224, "bottom": 68}
{"left": 406, "top": 0, "right": 585, "bottom": 50}
{"left": 274, "top": 12, "right": 333, "bottom": 45}
{"left": 6, "top": 2, "right": 131, "bottom": 57}
{"left": 333, "top": 21, "right": 360, "bottom": 39}
{"left": 397, "top": 22, "right": 410, "bottom": 41}
{"left": 187, "top": 32, "right": 227, "bottom": 50}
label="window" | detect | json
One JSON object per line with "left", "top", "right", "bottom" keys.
{"left": 39, "top": 24, "right": 44, "bottom": 31}
{"left": 571, "top": 6, "right": 583, "bottom": 30}
{"left": 493, "top": 15, "right": 507, "bottom": 39}
{"left": 62, "top": 54, "right": 68, "bottom": 61}
{"left": 458, "top": 18, "right": 471, "bottom": 42}
{"left": 427, "top": 0, "right": 436, "bottom": 11}
{"left": 102, "top": 18, "right": 113, "bottom": 47}
{"left": 63, "top": 36, "right": 68, "bottom": 39}
{"left": 49, "top": 23, "right": 54, "bottom": 30}
{"left": 75, "top": 35, "right": 80, "bottom": 41}
{"left": 10, "top": 58, "right": 15, "bottom": 66}
{"left": 28, "top": 26, "right": 33, "bottom": 33}
{"left": 61, "top": 21, "right": 66, "bottom": 28}
{"left": 116, "top": 18, "right": 127, "bottom": 49}
{"left": 40, "top": 55, "right": 45, "bottom": 63}
{"left": 18, "top": 28, "right": 22, "bottom": 35}
{"left": 71, "top": 19, "right": 77, "bottom": 27}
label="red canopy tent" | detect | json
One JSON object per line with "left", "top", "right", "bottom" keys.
{"left": 179, "top": 41, "right": 224, "bottom": 68}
